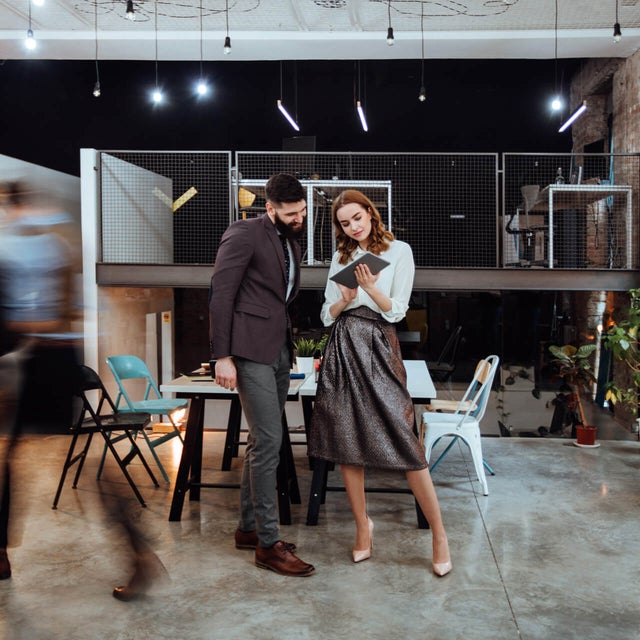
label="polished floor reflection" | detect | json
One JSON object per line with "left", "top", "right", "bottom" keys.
{"left": 1, "top": 427, "right": 639, "bottom": 640}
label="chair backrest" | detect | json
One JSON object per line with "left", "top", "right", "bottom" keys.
{"left": 71, "top": 364, "right": 119, "bottom": 426}
{"left": 433, "top": 325, "right": 462, "bottom": 367}
{"left": 106, "top": 355, "right": 161, "bottom": 411}
{"left": 454, "top": 355, "right": 500, "bottom": 423}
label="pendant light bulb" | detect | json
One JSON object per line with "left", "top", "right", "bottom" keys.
{"left": 386, "top": 27, "right": 394, "bottom": 46}
{"left": 613, "top": 22, "right": 622, "bottom": 42}
{"left": 551, "top": 96, "right": 562, "bottom": 111}
{"left": 93, "top": 81, "right": 101, "bottom": 98}
{"left": 25, "top": 28, "right": 36, "bottom": 50}
{"left": 126, "top": 0, "right": 135, "bottom": 21}
{"left": 196, "top": 80, "right": 208, "bottom": 96}
{"left": 418, "top": 86, "right": 426, "bottom": 102}
{"left": 223, "top": 36, "right": 232, "bottom": 54}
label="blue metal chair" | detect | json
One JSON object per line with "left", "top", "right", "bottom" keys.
{"left": 421, "top": 355, "right": 500, "bottom": 496}
{"left": 106, "top": 355, "right": 187, "bottom": 483}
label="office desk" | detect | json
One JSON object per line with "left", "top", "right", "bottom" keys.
{"left": 301, "top": 360, "right": 436, "bottom": 529}
{"left": 528, "top": 184, "right": 633, "bottom": 269}
{"left": 160, "top": 375, "right": 308, "bottom": 523}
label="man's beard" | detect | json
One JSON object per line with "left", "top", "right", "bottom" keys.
{"left": 274, "top": 213, "right": 305, "bottom": 240}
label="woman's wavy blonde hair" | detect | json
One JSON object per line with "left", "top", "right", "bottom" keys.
{"left": 331, "top": 189, "right": 394, "bottom": 265}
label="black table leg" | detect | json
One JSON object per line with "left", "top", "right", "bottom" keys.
{"left": 306, "top": 458, "right": 329, "bottom": 525}
{"left": 169, "top": 395, "right": 204, "bottom": 521}
{"left": 221, "top": 397, "right": 242, "bottom": 471}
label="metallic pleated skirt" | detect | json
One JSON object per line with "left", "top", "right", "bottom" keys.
{"left": 308, "top": 306, "right": 427, "bottom": 471}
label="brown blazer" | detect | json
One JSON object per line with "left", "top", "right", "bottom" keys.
{"left": 209, "top": 213, "right": 301, "bottom": 365}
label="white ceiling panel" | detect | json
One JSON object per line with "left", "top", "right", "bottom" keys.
{"left": 0, "top": 0, "right": 639, "bottom": 61}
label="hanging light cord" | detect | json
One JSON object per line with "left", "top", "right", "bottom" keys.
{"left": 420, "top": 2, "right": 425, "bottom": 86}
{"left": 280, "top": 60, "right": 283, "bottom": 100}
{"left": 554, "top": 0, "right": 558, "bottom": 96}
{"left": 94, "top": 0, "right": 100, "bottom": 83}
{"left": 199, "top": 0, "right": 203, "bottom": 77}
{"left": 226, "top": 0, "right": 229, "bottom": 38}
{"left": 155, "top": 0, "right": 159, "bottom": 87}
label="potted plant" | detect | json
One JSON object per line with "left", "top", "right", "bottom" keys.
{"left": 547, "top": 343, "right": 598, "bottom": 446}
{"left": 602, "top": 288, "right": 640, "bottom": 426}
{"left": 293, "top": 337, "right": 318, "bottom": 374}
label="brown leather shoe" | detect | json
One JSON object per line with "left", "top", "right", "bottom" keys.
{"left": 112, "top": 552, "right": 168, "bottom": 602}
{"left": 235, "top": 529, "right": 296, "bottom": 552}
{"left": 0, "top": 549, "right": 11, "bottom": 580}
{"left": 255, "top": 541, "right": 315, "bottom": 577}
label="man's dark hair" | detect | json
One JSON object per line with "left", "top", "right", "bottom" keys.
{"left": 264, "top": 173, "right": 305, "bottom": 206}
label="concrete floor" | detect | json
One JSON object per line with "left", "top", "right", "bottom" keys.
{"left": 1, "top": 423, "right": 639, "bottom": 640}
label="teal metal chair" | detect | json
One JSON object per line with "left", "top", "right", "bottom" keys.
{"left": 106, "top": 355, "right": 187, "bottom": 483}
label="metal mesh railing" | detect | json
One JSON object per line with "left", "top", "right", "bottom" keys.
{"left": 96, "top": 150, "right": 638, "bottom": 270}
{"left": 100, "top": 151, "right": 231, "bottom": 264}
{"left": 503, "top": 153, "right": 640, "bottom": 269}
{"left": 236, "top": 152, "right": 499, "bottom": 268}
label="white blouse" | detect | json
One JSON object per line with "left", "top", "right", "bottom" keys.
{"left": 320, "top": 239, "right": 415, "bottom": 327}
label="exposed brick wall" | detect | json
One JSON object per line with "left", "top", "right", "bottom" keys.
{"left": 568, "top": 53, "right": 640, "bottom": 429}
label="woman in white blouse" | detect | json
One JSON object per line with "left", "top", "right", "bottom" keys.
{"left": 308, "top": 189, "right": 451, "bottom": 576}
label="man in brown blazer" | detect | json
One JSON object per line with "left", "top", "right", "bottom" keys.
{"left": 209, "top": 173, "right": 314, "bottom": 577}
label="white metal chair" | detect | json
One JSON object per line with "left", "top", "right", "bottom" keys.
{"left": 421, "top": 355, "right": 500, "bottom": 495}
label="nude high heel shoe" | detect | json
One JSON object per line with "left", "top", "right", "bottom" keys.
{"left": 352, "top": 517, "right": 374, "bottom": 563}
{"left": 432, "top": 537, "right": 452, "bottom": 576}
{"left": 432, "top": 560, "right": 452, "bottom": 577}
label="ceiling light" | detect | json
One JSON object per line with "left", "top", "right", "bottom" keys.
{"left": 25, "top": 28, "right": 36, "bottom": 50}
{"left": 277, "top": 61, "right": 300, "bottom": 131}
{"left": 223, "top": 0, "right": 231, "bottom": 54}
{"left": 356, "top": 100, "right": 368, "bottom": 132}
{"left": 25, "top": 1, "right": 36, "bottom": 51}
{"left": 549, "top": 0, "right": 564, "bottom": 114}
{"left": 558, "top": 101, "right": 587, "bottom": 133}
{"left": 195, "top": 1, "right": 208, "bottom": 96}
{"left": 277, "top": 100, "right": 300, "bottom": 131}
{"left": 418, "top": 2, "right": 426, "bottom": 103}
{"left": 126, "top": 0, "right": 135, "bottom": 21}
{"left": 151, "top": 0, "right": 164, "bottom": 105}
{"left": 613, "top": 0, "right": 622, "bottom": 42}
{"left": 33, "top": 0, "right": 44, "bottom": 6}
{"left": 386, "top": 1, "right": 394, "bottom": 45}
{"left": 93, "top": 0, "right": 101, "bottom": 97}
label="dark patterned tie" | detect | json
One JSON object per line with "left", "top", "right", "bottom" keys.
{"left": 280, "top": 234, "right": 291, "bottom": 290}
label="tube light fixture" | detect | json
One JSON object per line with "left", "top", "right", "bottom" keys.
{"left": 558, "top": 101, "right": 587, "bottom": 132}
{"left": 126, "top": 0, "right": 135, "bottom": 21}
{"left": 356, "top": 100, "right": 368, "bottom": 132}
{"left": 277, "top": 100, "right": 300, "bottom": 132}
{"left": 613, "top": 0, "right": 622, "bottom": 42}
{"left": 386, "top": 1, "right": 394, "bottom": 45}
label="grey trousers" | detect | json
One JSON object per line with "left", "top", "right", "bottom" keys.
{"left": 235, "top": 343, "right": 290, "bottom": 547}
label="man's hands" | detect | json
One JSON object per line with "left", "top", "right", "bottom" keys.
{"left": 215, "top": 356, "right": 237, "bottom": 391}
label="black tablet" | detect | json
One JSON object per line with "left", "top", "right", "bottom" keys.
{"left": 329, "top": 253, "right": 390, "bottom": 289}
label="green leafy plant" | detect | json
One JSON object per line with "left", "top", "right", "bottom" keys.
{"left": 602, "top": 288, "right": 640, "bottom": 415}
{"left": 547, "top": 344, "right": 597, "bottom": 426}
{"left": 316, "top": 333, "right": 329, "bottom": 356}
{"left": 293, "top": 337, "right": 318, "bottom": 357}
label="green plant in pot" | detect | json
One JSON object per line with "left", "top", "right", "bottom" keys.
{"left": 293, "top": 337, "right": 318, "bottom": 374}
{"left": 548, "top": 343, "right": 598, "bottom": 445}
{"left": 602, "top": 288, "right": 640, "bottom": 422}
